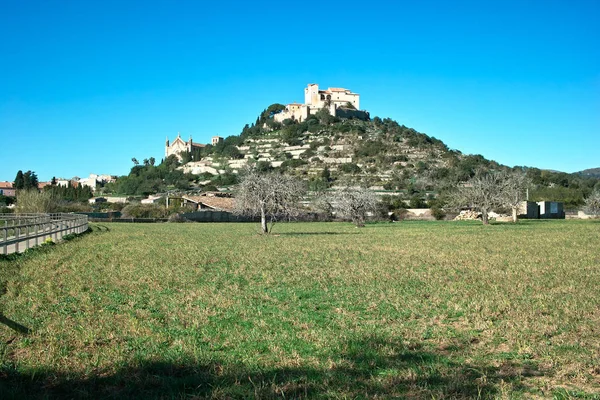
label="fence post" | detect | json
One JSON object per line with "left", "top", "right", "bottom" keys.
{"left": 25, "top": 224, "right": 29, "bottom": 250}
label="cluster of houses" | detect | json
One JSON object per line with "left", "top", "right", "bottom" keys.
{"left": 0, "top": 173, "right": 116, "bottom": 198}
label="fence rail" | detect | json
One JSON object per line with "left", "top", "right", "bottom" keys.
{"left": 0, "top": 213, "right": 88, "bottom": 255}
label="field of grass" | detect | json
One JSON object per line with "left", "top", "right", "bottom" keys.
{"left": 1, "top": 220, "right": 599, "bottom": 399}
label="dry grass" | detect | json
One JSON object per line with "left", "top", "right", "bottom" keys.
{"left": 1, "top": 220, "right": 599, "bottom": 399}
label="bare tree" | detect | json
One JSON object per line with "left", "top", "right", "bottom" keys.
{"left": 584, "top": 189, "right": 600, "bottom": 216}
{"left": 501, "top": 171, "right": 531, "bottom": 223}
{"left": 234, "top": 170, "right": 306, "bottom": 234}
{"left": 449, "top": 172, "right": 505, "bottom": 225}
{"left": 333, "top": 187, "right": 378, "bottom": 227}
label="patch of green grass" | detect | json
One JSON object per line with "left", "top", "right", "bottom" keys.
{"left": 1, "top": 220, "right": 599, "bottom": 398}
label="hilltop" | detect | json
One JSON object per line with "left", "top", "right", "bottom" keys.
{"left": 577, "top": 167, "right": 600, "bottom": 178}
{"left": 181, "top": 115, "right": 487, "bottom": 190}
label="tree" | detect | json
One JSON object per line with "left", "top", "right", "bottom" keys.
{"left": 584, "top": 189, "right": 600, "bottom": 216}
{"left": 501, "top": 172, "right": 531, "bottom": 222}
{"left": 149, "top": 157, "right": 156, "bottom": 166}
{"left": 333, "top": 187, "right": 378, "bottom": 227}
{"left": 22, "top": 171, "right": 38, "bottom": 190}
{"left": 14, "top": 170, "right": 24, "bottom": 189}
{"left": 449, "top": 171, "right": 505, "bottom": 225}
{"left": 234, "top": 170, "right": 306, "bottom": 234}
{"left": 132, "top": 158, "right": 139, "bottom": 166}
{"left": 15, "top": 189, "right": 56, "bottom": 213}
{"left": 315, "top": 106, "right": 334, "bottom": 125}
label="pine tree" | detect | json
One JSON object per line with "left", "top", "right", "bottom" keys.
{"left": 22, "top": 170, "right": 38, "bottom": 189}
{"left": 14, "top": 170, "right": 24, "bottom": 189}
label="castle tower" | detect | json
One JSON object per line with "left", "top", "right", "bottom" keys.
{"left": 305, "top": 84, "right": 319, "bottom": 106}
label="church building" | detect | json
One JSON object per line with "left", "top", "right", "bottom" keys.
{"left": 165, "top": 133, "right": 205, "bottom": 160}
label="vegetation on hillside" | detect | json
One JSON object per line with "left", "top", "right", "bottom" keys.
{"left": 167, "top": 106, "right": 599, "bottom": 209}
{"left": 103, "top": 155, "right": 198, "bottom": 196}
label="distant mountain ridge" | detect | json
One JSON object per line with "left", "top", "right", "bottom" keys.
{"left": 577, "top": 168, "right": 600, "bottom": 178}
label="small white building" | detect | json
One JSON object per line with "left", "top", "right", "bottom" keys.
{"left": 141, "top": 195, "right": 162, "bottom": 204}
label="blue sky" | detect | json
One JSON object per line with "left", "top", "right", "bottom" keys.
{"left": 1, "top": 0, "right": 598, "bottom": 181}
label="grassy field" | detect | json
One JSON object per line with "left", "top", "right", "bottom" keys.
{"left": 0, "top": 220, "right": 599, "bottom": 399}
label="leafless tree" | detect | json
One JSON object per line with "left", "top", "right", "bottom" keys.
{"left": 234, "top": 170, "right": 306, "bottom": 234}
{"left": 501, "top": 171, "right": 531, "bottom": 223}
{"left": 449, "top": 171, "right": 506, "bottom": 225}
{"left": 584, "top": 189, "right": 600, "bottom": 216}
{"left": 333, "top": 187, "right": 378, "bottom": 227}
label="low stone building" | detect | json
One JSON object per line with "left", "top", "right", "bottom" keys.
{"left": 538, "top": 201, "right": 565, "bottom": 219}
{"left": 518, "top": 200, "right": 564, "bottom": 219}
{"left": 181, "top": 193, "right": 235, "bottom": 212}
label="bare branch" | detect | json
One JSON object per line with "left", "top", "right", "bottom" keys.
{"left": 584, "top": 189, "right": 600, "bottom": 216}
{"left": 234, "top": 170, "right": 306, "bottom": 234}
{"left": 332, "top": 187, "right": 378, "bottom": 227}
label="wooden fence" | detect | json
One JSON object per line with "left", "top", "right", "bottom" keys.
{"left": 0, "top": 213, "right": 89, "bottom": 255}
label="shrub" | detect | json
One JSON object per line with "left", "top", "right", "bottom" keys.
{"left": 431, "top": 207, "right": 446, "bottom": 220}
{"left": 339, "top": 163, "right": 361, "bottom": 174}
{"left": 121, "top": 203, "right": 168, "bottom": 219}
{"left": 16, "top": 189, "right": 57, "bottom": 213}
{"left": 255, "top": 161, "right": 273, "bottom": 173}
{"left": 409, "top": 196, "right": 427, "bottom": 209}
{"left": 168, "top": 213, "right": 189, "bottom": 223}
{"left": 202, "top": 184, "right": 218, "bottom": 192}
{"left": 281, "top": 159, "right": 307, "bottom": 169}
{"left": 54, "top": 202, "right": 93, "bottom": 213}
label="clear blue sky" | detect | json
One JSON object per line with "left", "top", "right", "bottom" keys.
{"left": 1, "top": 0, "right": 598, "bottom": 182}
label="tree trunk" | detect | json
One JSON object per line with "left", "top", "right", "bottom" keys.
{"left": 482, "top": 210, "right": 489, "bottom": 225}
{"left": 260, "top": 208, "right": 268, "bottom": 234}
{"left": 512, "top": 207, "right": 518, "bottom": 223}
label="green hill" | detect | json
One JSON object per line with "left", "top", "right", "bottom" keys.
{"left": 106, "top": 106, "right": 599, "bottom": 209}
{"left": 177, "top": 108, "right": 599, "bottom": 207}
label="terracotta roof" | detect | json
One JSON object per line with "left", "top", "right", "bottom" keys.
{"left": 191, "top": 142, "right": 206, "bottom": 147}
{"left": 328, "top": 88, "right": 349, "bottom": 92}
{"left": 0, "top": 181, "right": 13, "bottom": 189}
{"left": 183, "top": 195, "right": 235, "bottom": 211}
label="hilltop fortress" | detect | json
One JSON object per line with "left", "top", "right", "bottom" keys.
{"left": 274, "top": 84, "right": 368, "bottom": 123}
{"left": 165, "top": 84, "right": 368, "bottom": 161}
